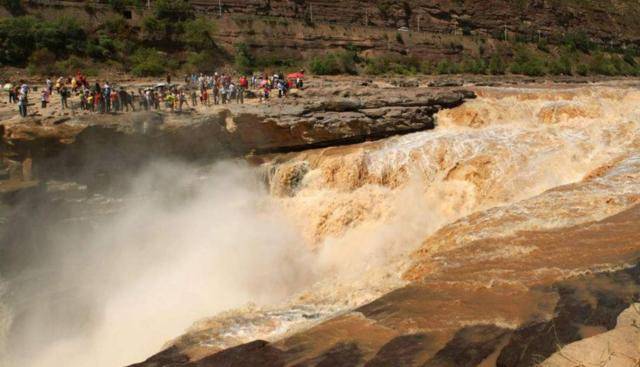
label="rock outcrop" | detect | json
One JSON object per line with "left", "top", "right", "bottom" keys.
{"left": 540, "top": 303, "right": 640, "bottom": 367}
{"left": 0, "top": 85, "right": 473, "bottom": 186}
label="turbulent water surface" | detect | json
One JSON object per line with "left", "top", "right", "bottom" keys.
{"left": 1, "top": 84, "right": 640, "bottom": 366}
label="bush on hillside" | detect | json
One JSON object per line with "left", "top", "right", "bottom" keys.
{"left": 130, "top": 48, "right": 169, "bottom": 76}
{"left": 576, "top": 63, "right": 589, "bottom": 76}
{"left": 488, "top": 54, "right": 506, "bottom": 75}
{"left": 509, "top": 47, "right": 546, "bottom": 76}
{"left": 364, "top": 54, "right": 420, "bottom": 75}
{"left": 310, "top": 53, "right": 342, "bottom": 75}
{"left": 589, "top": 52, "right": 617, "bottom": 75}
{"left": 547, "top": 52, "right": 573, "bottom": 75}
{"left": 34, "top": 18, "right": 87, "bottom": 57}
{"left": 311, "top": 51, "right": 358, "bottom": 75}
{"left": 0, "top": 17, "right": 87, "bottom": 65}
{"left": 563, "top": 31, "right": 594, "bottom": 53}
{"left": 183, "top": 18, "right": 216, "bottom": 50}
{"left": 27, "top": 49, "right": 58, "bottom": 75}
{"left": 234, "top": 42, "right": 255, "bottom": 74}
{"left": 185, "top": 50, "right": 218, "bottom": 73}
{"left": 435, "top": 59, "right": 460, "bottom": 74}
{"left": 154, "top": 0, "right": 193, "bottom": 21}
{"left": 460, "top": 57, "right": 487, "bottom": 74}
{"left": 55, "top": 55, "right": 98, "bottom": 76}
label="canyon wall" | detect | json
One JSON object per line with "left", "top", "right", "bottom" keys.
{"left": 6, "top": 0, "right": 640, "bottom": 62}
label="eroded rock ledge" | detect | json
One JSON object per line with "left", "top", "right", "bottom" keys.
{"left": 0, "top": 88, "right": 473, "bottom": 186}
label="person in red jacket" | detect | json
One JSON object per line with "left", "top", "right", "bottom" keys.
{"left": 237, "top": 76, "right": 248, "bottom": 104}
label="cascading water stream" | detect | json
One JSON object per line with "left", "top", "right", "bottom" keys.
{"left": 1, "top": 84, "right": 639, "bottom": 366}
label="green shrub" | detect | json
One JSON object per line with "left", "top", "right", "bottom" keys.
{"left": 27, "top": 49, "right": 58, "bottom": 75}
{"left": 589, "top": 52, "right": 617, "bottom": 75}
{"left": 610, "top": 54, "right": 634, "bottom": 75}
{"left": 311, "top": 51, "right": 359, "bottom": 75}
{"left": 623, "top": 48, "right": 637, "bottom": 66}
{"left": 460, "top": 57, "right": 486, "bottom": 74}
{"left": 86, "top": 34, "right": 118, "bottom": 59}
{"left": 363, "top": 54, "right": 420, "bottom": 75}
{"left": 0, "top": 16, "right": 87, "bottom": 65}
{"left": 547, "top": 53, "right": 573, "bottom": 75}
{"left": 310, "top": 53, "right": 342, "bottom": 75}
{"left": 488, "top": 54, "right": 506, "bottom": 75}
{"left": 55, "top": 55, "right": 98, "bottom": 76}
{"left": 130, "top": 48, "right": 168, "bottom": 76}
{"left": 563, "top": 31, "right": 594, "bottom": 53}
{"left": 536, "top": 39, "right": 550, "bottom": 53}
{"left": 509, "top": 46, "right": 546, "bottom": 76}
{"left": 183, "top": 18, "right": 216, "bottom": 50}
{"left": 154, "top": 0, "right": 193, "bottom": 21}
{"left": 234, "top": 42, "right": 255, "bottom": 74}
{"left": 102, "top": 16, "right": 131, "bottom": 38}
{"left": 576, "top": 63, "right": 589, "bottom": 76}
{"left": 436, "top": 59, "right": 459, "bottom": 74}
{"left": 395, "top": 32, "right": 404, "bottom": 44}
{"left": 420, "top": 60, "right": 434, "bottom": 74}
{"left": 141, "top": 16, "right": 169, "bottom": 42}
{"left": 364, "top": 56, "right": 389, "bottom": 75}
{"left": 34, "top": 18, "right": 87, "bottom": 57}
{"left": 185, "top": 51, "right": 217, "bottom": 73}
{"left": 0, "top": 17, "right": 37, "bottom": 64}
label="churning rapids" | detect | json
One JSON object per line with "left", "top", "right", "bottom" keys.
{"left": 1, "top": 84, "right": 640, "bottom": 366}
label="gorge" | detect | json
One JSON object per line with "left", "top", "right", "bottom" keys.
{"left": 1, "top": 78, "right": 640, "bottom": 367}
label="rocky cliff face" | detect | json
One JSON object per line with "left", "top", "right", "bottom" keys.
{"left": 0, "top": 81, "right": 473, "bottom": 189}
{"left": 7, "top": 0, "right": 640, "bottom": 64}
{"left": 193, "top": 0, "right": 640, "bottom": 46}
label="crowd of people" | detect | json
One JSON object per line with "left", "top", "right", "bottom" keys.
{"left": 4, "top": 70, "right": 305, "bottom": 118}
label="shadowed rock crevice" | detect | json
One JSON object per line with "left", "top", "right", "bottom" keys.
{"left": 364, "top": 333, "right": 434, "bottom": 367}
{"left": 422, "top": 325, "right": 510, "bottom": 367}
{"left": 292, "top": 342, "right": 363, "bottom": 367}
{"left": 496, "top": 264, "right": 640, "bottom": 367}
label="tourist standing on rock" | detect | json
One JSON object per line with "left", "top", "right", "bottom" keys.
{"left": 46, "top": 78, "right": 53, "bottom": 95}
{"left": 238, "top": 76, "right": 247, "bottom": 104}
{"left": 153, "top": 91, "right": 160, "bottom": 110}
{"left": 277, "top": 79, "right": 288, "bottom": 98}
{"left": 178, "top": 90, "right": 188, "bottom": 111}
{"left": 201, "top": 88, "right": 210, "bottom": 106}
{"left": 56, "top": 77, "right": 64, "bottom": 93}
{"left": 111, "top": 89, "right": 120, "bottom": 112}
{"left": 190, "top": 89, "right": 197, "bottom": 107}
{"left": 86, "top": 91, "right": 94, "bottom": 111}
{"left": 166, "top": 73, "right": 171, "bottom": 85}
{"left": 60, "top": 86, "right": 69, "bottom": 109}
{"left": 103, "top": 82, "right": 111, "bottom": 113}
{"left": 95, "top": 90, "right": 104, "bottom": 113}
{"left": 19, "top": 81, "right": 29, "bottom": 102}
{"left": 8, "top": 83, "right": 16, "bottom": 104}
{"left": 17, "top": 93, "right": 27, "bottom": 117}
{"left": 41, "top": 89, "right": 49, "bottom": 109}
{"left": 212, "top": 82, "right": 219, "bottom": 105}
{"left": 220, "top": 84, "right": 228, "bottom": 104}
{"left": 228, "top": 83, "right": 236, "bottom": 104}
